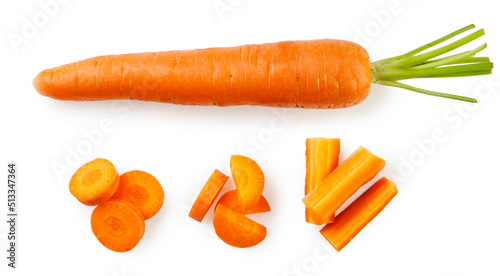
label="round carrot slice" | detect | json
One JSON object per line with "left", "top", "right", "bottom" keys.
{"left": 110, "top": 170, "right": 164, "bottom": 220}
{"left": 69, "top": 158, "right": 119, "bottom": 206}
{"left": 230, "top": 155, "right": 265, "bottom": 210}
{"left": 213, "top": 204, "right": 267, "bottom": 248}
{"left": 91, "top": 200, "right": 145, "bottom": 252}
{"left": 216, "top": 190, "right": 270, "bottom": 215}
{"left": 189, "top": 169, "right": 229, "bottom": 222}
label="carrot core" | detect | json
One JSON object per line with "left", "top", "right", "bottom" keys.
{"left": 82, "top": 169, "right": 102, "bottom": 187}
{"left": 104, "top": 216, "right": 128, "bottom": 238}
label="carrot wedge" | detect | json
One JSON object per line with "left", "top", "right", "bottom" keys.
{"left": 189, "top": 170, "right": 229, "bottom": 222}
{"left": 230, "top": 155, "right": 265, "bottom": 210}
{"left": 303, "top": 146, "right": 385, "bottom": 222}
{"left": 216, "top": 190, "right": 270, "bottom": 215}
{"left": 213, "top": 204, "right": 267, "bottom": 248}
{"left": 320, "top": 177, "right": 398, "bottom": 251}
{"left": 305, "top": 138, "right": 340, "bottom": 224}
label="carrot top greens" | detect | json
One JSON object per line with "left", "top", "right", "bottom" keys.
{"left": 371, "top": 24, "right": 493, "bottom": 103}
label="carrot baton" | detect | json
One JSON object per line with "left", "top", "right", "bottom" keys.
{"left": 305, "top": 138, "right": 340, "bottom": 224}
{"left": 34, "top": 25, "right": 491, "bottom": 107}
{"left": 303, "top": 147, "right": 385, "bottom": 223}
{"left": 320, "top": 177, "right": 398, "bottom": 252}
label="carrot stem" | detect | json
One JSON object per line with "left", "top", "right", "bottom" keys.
{"left": 376, "top": 80, "right": 477, "bottom": 103}
{"left": 371, "top": 24, "right": 493, "bottom": 103}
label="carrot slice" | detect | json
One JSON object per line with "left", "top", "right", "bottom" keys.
{"left": 110, "top": 170, "right": 164, "bottom": 220}
{"left": 69, "top": 158, "right": 119, "bottom": 206}
{"left": 305, "top": 138, "right": 340, "bottom": 224}
{"left": 230, "top": 155, "right": 265, "bottom": 210}
{"left": 189, "top": 169, "right": 229, "bottom": 222}
{"left": 216, "top": 190, "right": 270, "bottom": 215}
{"left": 91, "top": 200, "right": 146, "bottom": 252}
{"left": 320, "top": 177, "right": 398, "bottom": 251}
{"left": 303, "top": 147, "right": 385, "bottom": 222}
{"left": 213, "top": 204, "right": 267, "bottom": 248}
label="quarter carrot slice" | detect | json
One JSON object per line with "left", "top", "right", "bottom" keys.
{"left": 230, "top": 155, "right": 265, "bottom": 210}
{"left": 216, "top": 190, "right": 270, "bottom": 215}
{"left": 305, "top": 138, "right": 341, "bottom": 224}
{"left": 303, "top": 147, "right": 385, "bottom": 222}
{"left": 69, "top": 158, "right": 119, "bottom": 206}
{"left": 91, "top": 200, "right": 146, "bottom": 253}
{"left": 110, "top": 170, "right": 164, "bottom": 220}
{"left": 213, "top": 204, "right": 267, "bottom": 248}
{"left": 189, "top": 169, "right": 229, "bottom": 222}
{"left": 320, "top": 177, "right": 398, "bottom": 252}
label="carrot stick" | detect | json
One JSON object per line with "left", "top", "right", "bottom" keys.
{"left": 189, "top": 169, "right": 229, "bottom": 222}
{"left": 213, "top": 204, "right": 267, "bottom": 248}
{"left": 230, "top": 155, "right": 265, "bottom": 210}
{"left": 91, "top": 200, "right": 146, "bottom": 252}
{"left": 320, "top": 177, "right": 398, "bottom": 252}
{"left": 110, "top": 170, "right": 164, "bottom": 220}
{"left": 69, "top": 158, "right": 119, "bottom": 206}
{"left": 303, "top": 147, "right": 385, "bottom": 222}
{"left": 34, "top": 25, "right": 492, "bottom": 107}
{"left": 305, "top": 138, "right": 340, "bottom": 224}
{"left": 216, "top": 190, "right": 270, "bottom": 215}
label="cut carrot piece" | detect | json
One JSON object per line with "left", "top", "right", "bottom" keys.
{"left": 303, "top": 147, "right": 385, "bottom": 222}
{"left": 69, "top": 158, "right": 119, "bottom": 206}
{"left": 320, "top": 177, "right": 398, "bottom": 252}
{"left": 216, "top": 190, "right": 270, "bottom": 215}
{"left": 189, "top": 169, "right": 229, "bottom": 222}
{"left": 230, "top": 155, "right": 265, "bottom": 210}
{"left": 91, "top": 200, "right": 146, "bottom": 252}
{"left": 305, "top": 138, "right": 340, "bottom": 224}
{"left": 213, "top": 204, "right": 267, "bottom": 248}
{"left": 110, "top": 170, "right": 164, "bottom": 220}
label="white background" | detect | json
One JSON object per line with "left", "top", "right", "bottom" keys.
{"left": 1, "top": 0, "right": 499, "bottom": 275}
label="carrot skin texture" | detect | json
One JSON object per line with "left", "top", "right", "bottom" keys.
{"left": 33, "top": 40, "right": 371, "bottom": 108}
{"left": 216, "top": 190, "right": 270, "bottom": 215}
{"left": 303, "top": 147, "right": 386, "bottom": 222}
{"left": 305, "top": 138, "right": 341, "bottom": 224}
{"left": 213, "top": 204, "right": 267, "bottom": 248}
{"left": 189, "top": 170, "right": 229, "bottom": 222}
{"left": 320, "top": 177, "right": 398, "bottom": 252}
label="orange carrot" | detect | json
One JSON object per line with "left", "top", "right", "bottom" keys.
{"left": 69, "top": 158, "right": 119, "bottom": 206}
{"left": 91, "top": 200, "right": 145, "bottom": 252}
{"left": 216, "top": 190, "right": 270, "bottom": 215}
{"left": 189, "top": 169, "right": 229, "bottom": 222}
{"left": 303, "top": 147, "right": 385, "bottom": 222}
{"left": 305, "top": 138, "right": 340, "bottom": 224}
{"left": 230, "top": 155, "right": 265, "bottom": 210}
{"left": 320, "top": 177, "right": 398, "bottom": 251}
{"left": 213, "top": 204, "right": 266, "bottom": 248}
{"left": 33, "top": 25, "right": 491, "bottom": 106}
{"left": 110, "top": 170, "right": 164, "bottom": 220}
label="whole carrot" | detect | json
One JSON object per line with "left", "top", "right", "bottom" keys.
{"left": 34, "top": 25, "right": 491, "bottom": 107}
